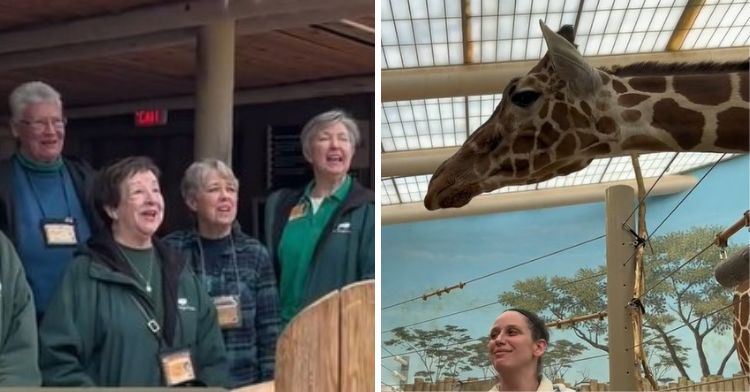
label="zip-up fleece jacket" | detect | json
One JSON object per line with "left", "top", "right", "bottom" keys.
{"left": 265, "top": 180, "right": 375, "bottom": 311}
{"left": 0, "top": 231, "right": 41, "bottom": 386}
{"left": 38, "top": 234, "right": 229, "bottom": 387}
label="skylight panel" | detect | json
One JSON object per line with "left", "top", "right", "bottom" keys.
{"left": 382, "top": 0, "right": 463, "bottom": 69}
{"left": 681, "top": 0, "right": 749, "bottom": 49}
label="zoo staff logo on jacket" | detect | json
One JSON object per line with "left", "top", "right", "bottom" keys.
{"left": 177, "top": 298, "right": 196, "bottom": 312}
{"left": 333, "top": 222, "right": 351, "bottom": 234}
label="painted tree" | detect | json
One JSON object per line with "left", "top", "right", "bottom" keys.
{"left": 643, "top": 226, "right": 738, "bottom": 378}
{"left": 384, "top": 325, "right": 474, "bottom": 383}
{"left": 498, "top": 225, "right": 734, "bottom": 380}
{"left": 543, "top": 340, "right": 587, "bottom": 381}
{"left": 466, "top": 339, "right": 496, "bottom": 380}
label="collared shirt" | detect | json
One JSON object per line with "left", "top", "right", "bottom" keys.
{"left": 277, "top": 175, "right": 352, "bottom": 325}
{"left": 488, "top": 376, "right": 572, "bottom": 391}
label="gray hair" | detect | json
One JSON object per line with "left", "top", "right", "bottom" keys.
{"left": 300, "top": 109, "right": 360, "bottom": 160}
{"left": 9, "top": 81, "right": 63, "bottom": 123}
{"left": 180, "top": 158, "right": 239, "bottom": 203}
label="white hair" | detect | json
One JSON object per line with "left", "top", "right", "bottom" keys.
{"left": 8, "top": 81, "right": 63, "bottom": 123}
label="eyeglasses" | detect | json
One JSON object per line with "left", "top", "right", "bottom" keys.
{"left": 17, "top": 117, "right": 67, "bottom": 132}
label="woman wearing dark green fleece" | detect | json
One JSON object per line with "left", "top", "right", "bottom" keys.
{"left": 39, "top": 156, "right": 228, "bottom": 387}
{"left": 0, "top": 231, "right": 41, "bottom": 386}
{"left": 265, "top": 110, "right": 375, "bottom": 327}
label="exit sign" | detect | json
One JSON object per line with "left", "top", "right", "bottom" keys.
{"left": 134, "top": 109, "right": 168, "bottom": 127}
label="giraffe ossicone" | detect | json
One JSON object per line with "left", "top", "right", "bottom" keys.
{"left": 424, "top": 20, "right": 749, "bottom": 211}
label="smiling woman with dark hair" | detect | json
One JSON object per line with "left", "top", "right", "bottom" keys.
{"left": 38, "top": 156, "right": 228, "bottom": 387}
{"left": 487, "top": 308, "right": 573, "bottom": 392}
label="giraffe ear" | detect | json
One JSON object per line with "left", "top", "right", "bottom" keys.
{"left": 540, "top": 20, "right": 601, "bottom": 98}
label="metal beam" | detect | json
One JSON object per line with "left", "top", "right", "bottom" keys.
{"left": 667, "top": 0, "right": 705, "bottom": 51}
{"left": 382, "top": 47, "right": 749, "bottom": 101}
{"left": 381, "top": 175, "right": 696, "bottom": 224}
{"left": 0, "top": 0, "right": 371, "bottom": 55}
{"left": 382, "top": 147, "right": 458, "bottom": 177}
{"left": 64, "top": 75, "right": 374, "bottom": 119}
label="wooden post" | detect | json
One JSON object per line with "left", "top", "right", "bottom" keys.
{"left": 606, "top": 185, "right": 638, "bottom": 391}
{"left": 195, "top": 18, "right": 235, "bottom": 163}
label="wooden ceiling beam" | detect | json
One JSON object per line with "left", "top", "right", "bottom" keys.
{"left": 63, "top": 75, "right": 374, "bottom": 119}
{"left": 0, "top": 3, "right": 372, "bottom": 72}
{"left": 0, "top": 0, "right": 372, "bottom": 55}
{"left": 382, "top": 46, "right": 749, "bottom": 101}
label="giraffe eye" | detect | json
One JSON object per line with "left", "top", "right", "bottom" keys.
{"left": 511, "top": 91, "right": 541, "bottom": 108}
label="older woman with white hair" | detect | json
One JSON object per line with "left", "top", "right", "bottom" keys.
{"left": 0, "top": 81, "right": 96, "bottom": 321}
{"left": 164, "top": 158, "right": 280, "bottom": 388}
{"left": 265, "top": 109, "right": 375, "bottom": 326}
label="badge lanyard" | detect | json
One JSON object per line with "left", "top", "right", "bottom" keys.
{"left": 22, "top": 168, "right": 73, "bottom": 220}
{"left": 196, "top": 233, "right": 241, "bottom": 298}
{"left": 130, "top": 295, "right": 197, "bottom": 386}
{"left": 197, "top": 233, "right": 243, "bottom": 329}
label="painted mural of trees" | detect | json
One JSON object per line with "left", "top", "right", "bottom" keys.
{"left": 384, "top": 325, "right": 474, "bottom": 382}
{"left": 499, "top": 225, "right": 738, "bottom": 380}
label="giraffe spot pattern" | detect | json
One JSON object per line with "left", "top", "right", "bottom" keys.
{"left": 739, "top": 72, "right": 748, "bottom": 102}
{"left": 576, "top": 131, "right": 599, "bottom": 148}
{"left": 555, "top": 92, "right": 565, "bottom": 100}
{"left": 514, "top": 159, "right": 530, "bottom": 176}
{"left": 474, "top": 157, "right": 491, "bottom": 177}
{"left": 580, "top": 101, "right": 592, "bottom": 117}
{"left": 539, "top": 122, "right": 559, "bottom": 149}
{"left": 651, "top": 98, "right": 704, "bottom": 150}
{"left": 595, "top": 116, "right": 617, "bottom": 134}
{"left": 558, "top": 159, "right": 591, "bottom": 175}
{"left": 570, "top": 107, "right": 590, "bottom": 128}
{"left": 536, "top": 74, "right": 548, "bottom": 83}
{"left": 556, "top": 133, "right": 577, "bottom": 157}
{"left": 628, "top": 77, "right": 666, "bottom": 93}
{"left": 585, "top": 143, "right": 611, "bottom": 155}
{"left": 621, "top": 135, "right": 672, "bottom": 151}
{"left": 551, "top": 102, "right": 570, "bottom": 129}
{"left": 612, "top": 79, "right": 627, "bottom": 93}
{"left": 534, "top": 152, "right": 551, "bottom": 169}
{"left": 472, "top": 127, "right": 503, "bottom": 153}
{"left": 716, "top": 107, "right": 749, "bottom": 150}
{"left": 513, "top": 135, "right": 535, "bottom": 153}
{"left": 539, "top": 101, "right": 549, "bottom": 118}
{"left": 674, "top": 74, "right": 731, "bottom": 105}
{"left": 618, "top": 93, "right": 649, "bottom": 107}
{"left": 596, "top": 101, "right": 609, "bottom": 111}
{"left": 621, "top": 110, "right": 642, "bottom": 122}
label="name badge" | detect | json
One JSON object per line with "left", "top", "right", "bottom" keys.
{"left": 214, "top": 295, "right": 242, "bottom": 329}
{"left": 41, "top": 218, "right": 78, "bottom": 246}
{"left": 288, "top": 203, "right": 306, "bottom": 221}
{"left": 159, "top": 349, "right": 196, "bottom": 386}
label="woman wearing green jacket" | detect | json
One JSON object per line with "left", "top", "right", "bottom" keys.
{"left": 39, "top": 156, "right": 228, "bottom": 387}
{"left": 264, "top": 110, "right": 375, "bottom": 326}
{"left": 0, "top": 230, "right": 41, "bottom": 386}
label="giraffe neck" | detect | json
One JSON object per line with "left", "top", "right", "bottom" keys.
{"left": 598, "top": 70, "right": 749, "bottom": 154}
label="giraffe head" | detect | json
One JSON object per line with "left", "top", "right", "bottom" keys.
{"left": 425, "top": 21, "right": 614, "bottom": 210}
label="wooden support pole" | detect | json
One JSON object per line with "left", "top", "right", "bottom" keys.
{"left": 194, "top": 19, "right": 235, "bottom": 163}
{"left": 606, "top": 185, "right": 638, "bottom": 391}
{"left": 667, "top": 0, "right": 706, "bottom": 51}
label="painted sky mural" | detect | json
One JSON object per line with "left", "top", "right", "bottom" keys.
{"left": 381, "top": 155, "right": 749, "bottom": 387}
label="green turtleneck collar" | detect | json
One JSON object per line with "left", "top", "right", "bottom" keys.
{"left": 15, "top": 152, "right": 64, "bottom": 173}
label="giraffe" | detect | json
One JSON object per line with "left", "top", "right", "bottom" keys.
{"left": 424, "top": 21, "right": 749, "bottom": 211}
{"left": 715, "top": 245, "right": 750, "bottom": 375}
